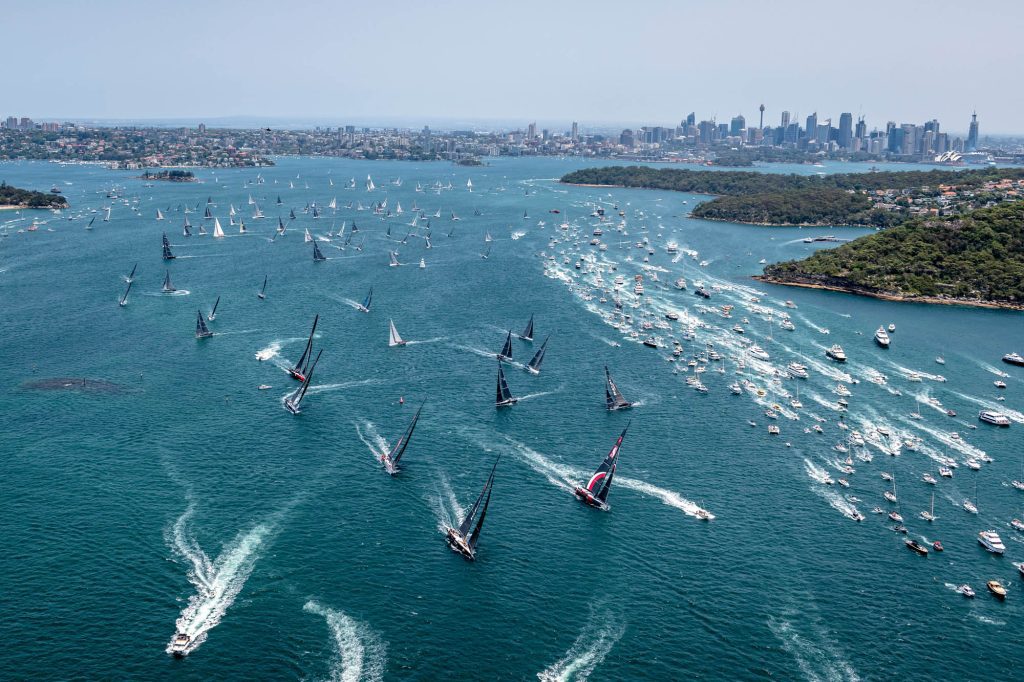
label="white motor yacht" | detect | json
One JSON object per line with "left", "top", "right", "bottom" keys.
{"left": 978, "top": 530, "right": 1005, "bottom": 554}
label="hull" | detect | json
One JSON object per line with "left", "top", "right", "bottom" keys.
{"left": 445, "top": 528, "right": 476, "bottom": 561}
{"left": 288, "top": 369, "right": 306, "bottom": 382}
{"left": 496, "top": 398, "right": 518, "bottom": 407}
{"left": 573, "top": 486, "right": 609, "bottom": 511}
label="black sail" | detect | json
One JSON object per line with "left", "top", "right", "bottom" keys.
{"left": 496, "top": 362, "right": 515, "bottom": 405}
{"left": 520, "top": 314, "right": 534, "bottom": 341}
{"left": 585, "top": 423, "right": 629, "bottom": 499}
{"left": 499, "top": 331, "right": 513, "bottom": 360}
{"left": 293, "top": 315, "right": 319, "bottom": 374}
{"left": 605, "top": 366, "right": 632, "bottom": 410}
{"left": 527, "top": 336, "right": 549, "bottom": 372}
{"left": 388, "top": 405, "right": 422, "bottom": 465}
{"left": 312, "top": 240, "right": 326, "bottom": 261}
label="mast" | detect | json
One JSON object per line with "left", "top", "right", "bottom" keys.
{"left": 258, "top": 275, "right": 268, "bottom": 298}
{"left": 587, "top": 422, "right": 629, "bottom": 502}
{"left": 387, "top": 405, "right": 422, "bottom": 466}
{"left": 293, "top": 315, "right": 319, "bottom": 374}
{"left": 209, "top": 296, "right": 220, "bottom": 320}
{"left": 195, "top": 310, "right": 213, "bottom": 338}
{"left": 119, "top": 280, "right": 132, "bottom": 306}
{"left": 312, "top": 240, "right": 326, "bottom": 261}
{"left": 162, "top": 270, "right": 175, "bottom": 292}
{"left": 360, "top": 287, "right": 373, "bottom": 312}
{"left": 388, "top": 319, "right": 404, "bottom": 346}
{"left": 459, "top": 458, "right": 498, "bottom": 539}
{"left": 496, "top": 361, "right": 516, "bottom": 406}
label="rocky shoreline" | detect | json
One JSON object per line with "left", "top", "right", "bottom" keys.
{"left": 754, "top": 274, "right": 1024, "bottom": 311}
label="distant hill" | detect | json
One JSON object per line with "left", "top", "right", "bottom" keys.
{"left": 0, "top": 181, "right": 69, "bottom": 209}
{"left": 759, "top": 201, "right": 1024, "bottom": 309}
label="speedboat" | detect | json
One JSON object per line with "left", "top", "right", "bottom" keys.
{"left": 932, "top": 540, "right": 943, "bottom": 552}
{"left": 170, "top": 632, "right": 190, "bottom": 657}
{"left": 825, "top": 344, "right": 847, "bottom": 362}
{"left": 257, "top": 384, "right": 272, "bottom": 390}
{"left": 874, "top": 326, "right": 890, "bottom": 348}
{"left": 1012, "top": 480, "right": 1024, "bottom": 491}
{"left": 905, "top": 539, "right": 928, "bottom": 555}
{"left": 922, "top": 473, "right": 937, "bottom": 485}
{"left": 963, "top": 499, "right": 978, "bottom": 514}
{"left": 695, "top": 507, "right": 712, "bottom": 521}
{"left": 888, "top": 511, "right": 904, "bottom": 522}
{"left": 987, "top": 580, "right": 1007, "bottom": 600}
{"left": 978, "top": 530, "right": 1005, "bottom": 554}
{"left": 956, "top": 584, "right": 975, "bottom": 598}
{"left": 939, "top": 467, "right": 953, "bottom": 478}
{"left": 935, "top": 356, "right": 945, "bottom": 365}
{"left": 1002, "top": 352, "right": 1024, "bottom": 366}
{"left": 888, "top": 323, "right": 896, "bottom": 333}
{"left": 979, "top": 410, "right": 1011, "bottom": 427}
{"left": 748, "top": 345, "right": 770, "bottom": 361}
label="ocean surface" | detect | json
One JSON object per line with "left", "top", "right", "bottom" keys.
{"left": 1, "top": 156, "right": 1022, "bottom": 681}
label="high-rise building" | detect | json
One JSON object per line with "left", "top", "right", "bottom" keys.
{"left": 571, "top": 121, "right": 578, "bottom": 141}
{"left": 527, "top": 122, "right": 537, "bottom": 140}
{"left": 697, "top": 120, "right": 715, "bottom": 144}
{"left": 806, "top": 112, "right": 818, "bottom": 140}
{"left": 924, "top": 119, "right": 940, "bottom": 134}
{"left": 780, "top": 111, "right": 791, "bottom": 128}
{"left": 838, "top": 112, "right": 853, "bottom": 148}
{"left": 855, "top": 117, "right": 867, "bottom": 140}
{"left": 4, "top": 116, "right": 15, "bottom": 129}
{"left": 686, "top": 112, "right": 696, "bottom": 127}
{"left": 619, "top": 129, "right": 634, "bottom": 147}
{"left": 730, "top": 115, "right": 745, "bottom": 136}
{"left": 900, "top": 123, "right": 916, "bottom": 155}
{"left": 966, "top": 112, "right": 979, "bottom": 151}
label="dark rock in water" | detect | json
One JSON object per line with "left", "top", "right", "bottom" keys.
{"left": 21, "top": 377, "right": 131, "bottom": 395}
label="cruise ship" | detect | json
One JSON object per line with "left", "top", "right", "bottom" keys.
{"left": 826, "top": 344, "right": 847, "bottom": 362}
{"left": 978, "top": 410, "right": 1011, "bottom": 427}
{"left": 978, "top": 530, "right": 1006, "bottom": 555}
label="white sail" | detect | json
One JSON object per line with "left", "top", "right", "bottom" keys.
{"left": 239, "top": 220, "right": 246, "bottom": 234}
{"left": 213, "top": 217, "right": 225, "bottom": 238}
{"left": 388, "top": 319, "right": 404, "bottom": 346}
{"left": 304, "top": 228, "right": 313, "bottom": 243}
{"left": 229, "top": 204, "right": 236, "bottom": 216}
{"left": 328, "top": 197, "right": 337, "bottom": 209}
{"left": 247, "top": 194, "right": 255, "bottom": 205}
{"left": 156, "top": 209, "right": 164, "bottom": 221}
{"left": 467, "top": 178, "right": 473, "bottom": 191}
{"left": 366, "top": 175, "right": 375, "bottom": 191}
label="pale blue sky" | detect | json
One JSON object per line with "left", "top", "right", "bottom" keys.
{"left": 7, "top": 0, "right": 1023, "bottom": 133}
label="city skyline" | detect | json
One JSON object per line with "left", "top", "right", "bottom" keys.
{"left": 6, "top": 0, "right": 1024, "bottom": 133}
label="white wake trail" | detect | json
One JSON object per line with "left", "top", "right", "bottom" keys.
{"left": 304, "top": 601, "right": 386, "bottom": 682}
{"left": 537, "top": 616, "right": 624, "bottom": 682}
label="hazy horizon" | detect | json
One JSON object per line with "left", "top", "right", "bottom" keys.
{"left": 8, "top": 0, "right": 1024, "bottom": 134}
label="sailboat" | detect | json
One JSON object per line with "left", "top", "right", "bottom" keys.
{"left": 389, "top": 251, "right": 401, "bottom": 267}
{"left": 481, "top": 246, "right": 491, "bottom": 259}
{"left": 526, "top": 336, "right": 549, "bottom": 375}
{"left": 920, "top": 492, "right": 937, "bottom": 522}
{"left": 304, "top": 228, "right": 313, "bottom": 243}
{"left": 445, "top": 458, "right": 498, "bottom": 561}
{"left": 381, "top": 405, "right": 422, "bottom": 475}
{"left": 161, "top": 270, "right": 176, "bottom": 293}
{"left": 229, "top": 204, "right": 237, "bottom": 216}
{"left": 366, "top": 175, "right": 376, "bottom": 192}
{"left": 86, "top": 216, "right": 95, "bottom": 230}
{"left": 257, "top": 275, "right": 268, "bottom": 300}
{"left": 103, "top": 207, "right": 111, "bottom": 222}
{"left": 195, "top": 310, "right": 214, "bottom": 339}
{"left": 126, "top": 263, "right": 138, "bottom": 283}
{"left": 183, "top": 216, "right": 192, "bottom": 237}
{"left": 238, "top": 220, "right": 246, "bottom": 234}
{"left": 118, "top": 280, "right": 132, "bottom": 307}
{"left": 212, "top": 217, "right": 225, "bottom": 238}
{"left": 516, "top": 314, "right": 535, "bottom": 342}
{"left": 497, "top": 331, "right": 513, "bottom": 361}
{"left": 207, "top": 296, "right": 220, "bottom": 321}
{"left": 289, "top": 315, "right": 319, "bottom": 381}
{"left": 605, "top": 366, "right": 634, "bottom": 410}
{"left": 574, "top": 422, "right": 629, "bottom": 510}
{"left": 419, "top": 258, "right": 426, "bottom": 269}
{"left": 197, "top": 223, "right": 207, "bottom": 236}
{"left": 388, "top": 319, "right": 406, "bottom": 347}
{"left": 156, "top": 208, "right": 164, "bottom": 221}
{"left": 284, "top": 349, "right": 322, "bottom": 415}
{"left": 204, "top": 206, "right": 213, "bottom": 220}
{"left": 356, "top": 287, "right": 373, "bottom": 313}
{"left": 496, "top": 361, "right": 518, "bottom": 407}
{"left": 312, "top": 240, "right": 327, "bottom": 261}
{"left": 162, "top": 233, "right": 175, "bottom": 260}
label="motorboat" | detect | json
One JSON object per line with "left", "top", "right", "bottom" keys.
{"left": 826, "top": 344, "right": 847, "bottom": 362}
{"left": 887, "top": 323, "right": 896, "bottom": 333}
{"left": 963, "top": 499, "right": 978, "bottom": 514}
{"left": 170, "top": 632, "right": 190, "bottom": 657}
{"left": 978, "top": 530, "right": 1005, "bottom": 554}
{"left": 787, "top": 362, "right": 809, "bottom": 379}
{"left": 956, "top": 584, "right": 975, "bottom": 598}
{"left": 748, "top": 345, "right": 770, "bottom": 361}
{"left": 888, "top": 510, "right": 904, "bottom": 522}
{"left": 979, "top": 410, "right": 1011, "bottom": 427}
{"left": 905, "top": 539, "right": 928, "bottom": 555}
{"left": 1011, "top": 519, "right": 1024, "bottom": 532}
{"left": 932, "top": 540, "right": 943, "bottom": 552}
{"left": 987, "top": 580, "right": 1007, "bottom": 599}
{"left": 1002, "top": 352, "right": 1024, "bottom": 366}
{"left": 939, "top": 467, "right": 953, "bottom": 478}
{"left": 874, "top": 326, "right": 890, "bottom": 348}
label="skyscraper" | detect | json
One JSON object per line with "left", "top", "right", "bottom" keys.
{"left": 966, "top": 112, "right": 979, "bottom": 151}
{"left": 838, "top": 112, "right": 853, "bottom": 148}
{"left": 806, "top": 112, "right": 818, "bottom": 141}
{"left": 780, "top": 111, "right": 791, "bottom": 128}
{"left": 854, "top": 117, "right": 867, "bottom": 140}
{"left": 571, "top": 121, "right": 578, "bottom": 141}
{"left": 730, "top": 115, "right": 745, "bottom": 136}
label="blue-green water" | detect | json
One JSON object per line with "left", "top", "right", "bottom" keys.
{"left": 1, "top": 157, "right": 1022, "bottom": 681}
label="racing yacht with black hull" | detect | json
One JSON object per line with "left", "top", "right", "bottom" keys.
{"left": 497, "top": 330, "right": 513, "bottom": 361}
{"left": 289, "top": 315, "right": 319, "bottom": 382}
{"left": 526, "top": 336, "right": 549, "bottom": 374}
{"left": 284, "top": 349, "right": 321, "bottom": 415}
{"left": 445, "top": 458, "right": 498, "bottom": 561}
{"left": 356, "top": 287, "right": 373, "bottom": 313}
{"left": 381, "top": 405, "right": 422, "bottom": 475}
{"left": 516, "top": 314, "right": 535, "bottom": 342}
{"left": 195, "top": 310, "right": 213, "bottom": 339}
{"left": 496, "top": 361, "right": 518, "bottom": 407}
{"left": 574, "top": 422, "right": 629, "bottom": 511}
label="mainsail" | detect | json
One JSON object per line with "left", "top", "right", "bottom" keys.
{"left": 358, "top": 287, "right": 373, "bottom": 312}
{"left": 583, "top": 423, "right": 629, "bottom": 505}
{"left": 312, "top": 240, "right": 326, "bottom": 261}
{"left": 605, "top": 366, "right": 633, "bottom": 411}
{"left": 527, "top": 335, "right": 549, "bottom": 374}
{"left": 212, "top": 218, "right": 225, "bottom": 238}
{"left": 455, "top": 458, "right": 498, "bottom": 554}
{"left": 257, "top": 275, "right": 268, "bottom": 299}
{"left": 162, "top": 270, "right": 176, "bottom": 293}
{"left": 119, "top": 280, "right": 132, "bottom": 307}
{"left": 291, "top": 315, "right": 319, "bottom": 378}
{"left": 384, "top": 405, "right": 422, "bottom": 473}
{"left": 208, "top": 295, "right": 220, "bottom": 321}
{"left": 285, "top": 349, "right": 322, "bottom": 414}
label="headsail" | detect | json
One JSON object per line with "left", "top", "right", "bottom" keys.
{"left": 458, "top": 458, "right": 498, "bottom": 540}
{"left": 162, "top": 270, "right": 176, "bottom": 293}
{"left": 213, "top": 217, "right": 225, "bottom": 238}
{"left": 358, "top": 287, "right": 373, "bottom": 312}
{"left": 496, "top": 361, "right": 517, "bottom": 406}
{"left": 312, "top": 240, "right": 326, "bottom": 261}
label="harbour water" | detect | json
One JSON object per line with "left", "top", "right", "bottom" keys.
{"left": 1, "top": 156, "right": 1022, "bottom": 680}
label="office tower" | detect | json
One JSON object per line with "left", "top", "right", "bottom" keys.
{"left": 730, "top": 115, "right": 745, "bottom": 136}
{"left": 838, "top": 112, "right": 853, "bottom": 148}
{"left": 571, "top": 121, "right": 578, "bottom": 141}
{"left": 527, "top": 122, "right": 537, "bottom": 140}
{"left": 855, "top": 116, "right": 867, "bottom": 140}
{"left": 686, "top": 112, "right": 695, "bottom": 127}
{"left": 966, "top": 112, "right": 979, "bottom": 151}
{"left": 806, "top": 112, "right": 818, "bottom": 140}
{"left": 780, "top": 111, "right": 791, "bottom": 128}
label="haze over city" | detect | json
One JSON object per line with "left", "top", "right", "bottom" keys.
{"left": 6, "top": 0, "right": 1024, "bottom": 132}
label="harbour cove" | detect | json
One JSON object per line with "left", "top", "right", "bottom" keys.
{"left": 1, "top": 156, "right": 1023, "bottom": 680}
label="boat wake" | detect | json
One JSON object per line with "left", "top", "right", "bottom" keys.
{"left": 166, "top": 504, "right": 273, "bottom": 657}
{"left": 303, "top": 601, "right": 386, "bottom": 682}
{"left": 951, "top": 390, "right": 1024, "bottom": 423}
{"left": 803, "top": 458, "right": 833, "bottom": 486}
{"left": 339, "top": 297, "right": 364, "bottom": 310}
{"left": 354, "top": 421, "right": 388, "bottom": 461}
{"left": 978, "top": 361, "right": 1010, "bottom": 378}
{"left": 537, "top": 613, "right": 624, "bottom": 682}
{"left": 404, "top": 336, "right": 446, "bottom": 346}
{"left": 517, "top": 389, "right": 558, "bottom": 402}
{"left": 145, "top": 289, "right": 191, "bottom": 296}
{"left": 767, "top": 610, "right": 860, "bottom": 682}
{"left": 433, "top": 473, "right": 465, "bottom": 533}
{"left": 306, "top": 378, "right": 385, "bottom": 396}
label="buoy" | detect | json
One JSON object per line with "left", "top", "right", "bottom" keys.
{"left": 399, "top": 396, "right": 404, "bottom": 405}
